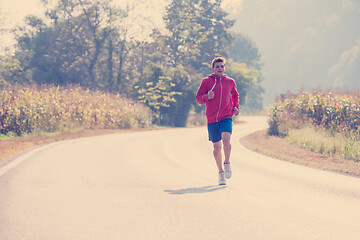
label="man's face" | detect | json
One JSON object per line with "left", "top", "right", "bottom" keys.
{"left": 212, "top": 62, "right": 225, "bottom": 77}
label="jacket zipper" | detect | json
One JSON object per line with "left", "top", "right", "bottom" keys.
{"left": 216, "top": 76, "right": 223, "bottom": 122}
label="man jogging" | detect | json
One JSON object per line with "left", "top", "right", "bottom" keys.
{"left": 196, "top": 57, "right": 240, "bottom": 185}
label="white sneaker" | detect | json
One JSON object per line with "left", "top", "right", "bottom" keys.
{"left": 224, "top": 162, "right": 232, "bottom": 179}
{"left": 218, "top": 172, "right": 226, "bottom": 185}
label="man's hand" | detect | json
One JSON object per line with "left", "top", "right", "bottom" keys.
{"left": 233, "top": 107, "right": 239, "bottom": 116}
{"left": 207, "top": 90, "right": 214, "bottom": 99}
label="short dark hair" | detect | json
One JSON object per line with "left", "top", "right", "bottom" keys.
{"left": 211, "top": 57, "right": 226, "bottom": 69}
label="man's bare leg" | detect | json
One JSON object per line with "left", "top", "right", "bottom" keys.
{"left": 222, "top": 132, "right": 232, "bottom": 164}
{"left": 213, "top": 141, "right": 223, "bottom": 172}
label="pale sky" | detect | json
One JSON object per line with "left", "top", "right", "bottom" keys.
{"left": 1, "top": 0, "right": 43, "bottom": 27}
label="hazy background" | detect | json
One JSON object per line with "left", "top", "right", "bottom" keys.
{"left": 1, "top": 0, "right": 360, "bottom": 104}
{"left": 231, "top": 0, "right": 360, "bottom": 104}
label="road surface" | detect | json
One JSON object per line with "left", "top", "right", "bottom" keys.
{"left": 1, "top": 116, "right": 360, "bottom": 240}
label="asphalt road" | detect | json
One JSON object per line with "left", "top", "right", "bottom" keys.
{"left": 1, "top": 116, "right": 360, "bottom": 240}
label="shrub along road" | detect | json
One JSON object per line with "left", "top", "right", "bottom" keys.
{"left": 1, "top": 116, "right": 360, "bottom": 239}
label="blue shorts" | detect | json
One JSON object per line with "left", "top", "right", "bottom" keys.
{"left": 207, "top": 118, "right": 233, "bottom": 143}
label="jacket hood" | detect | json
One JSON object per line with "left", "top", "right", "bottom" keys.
{"left": 208, "top": 73, "right": 229, "bottom": 79}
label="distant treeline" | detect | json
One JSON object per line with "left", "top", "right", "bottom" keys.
{"left": 0, "top": 0, "right": 264, "bottom": 126}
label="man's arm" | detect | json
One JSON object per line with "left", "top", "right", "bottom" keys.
{"left": 195, "top": 79, "right": 209, "bottom": 104}
{"left": 231, "top": 81, "right": 240, "bottom": 116}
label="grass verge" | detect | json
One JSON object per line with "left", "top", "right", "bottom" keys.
{"left": 241, "top": 129, "right": 360, "bottom": 178}
{"left": 286, "top": 126, "right": 360, "bottom": 160}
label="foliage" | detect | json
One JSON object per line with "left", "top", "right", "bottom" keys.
{"left": 134, "top": 76, "right": 181, "bottom": 124}
{"left": 163, "top": 0, "right": 206, "bottom": 68}
{"left": 229, "top": 32, "right": 262, "bottom": 70}
{"left": 163, "top": 0, "right": 234, "bottom": 73}
{"left": 243, "top": 81, "right": 265, "bottom": 112}
{"left": 270, "top": 91, "right": 360, "bottom": 135}
{"left": 226, "top": 59, "right": 259, "bottom": 105}
{"left": 0, "top": 85, "right": 151, "bottom": 136}
{"left": 0, "top": 56, "right": 24, "bottom": 84}
{"left": 133, "top": 63, "right": 197, "bottom": 127}
{"left": 268, "top": 91, "right": 360, "bottom": 160}
{"left": 229, "top": 33, "right": 264, "bottom": 112}
{"left": 162, "top": 66, "right": 199, "bottom": 127}
{"left": 13, "top": 0, "right": 136, "bottom": 92}
{"left": 4, "top": 0, "right": 265, "bottom": 129}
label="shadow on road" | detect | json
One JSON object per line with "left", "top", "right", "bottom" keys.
{"left": 164, "top": 185, "right": 227, "bottom": 195}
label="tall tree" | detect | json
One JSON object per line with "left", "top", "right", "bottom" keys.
{"left": 158, "top": 0, "right": 237, "bottom": 126}
{"left": 196, "top": 0, "right": 234, "bottom": 72}
{"left": 13, "top": 0, "right": 134, "bottom": 90}
{"left": 163, "top": 0, "right": 206, "bottom": 68}
{"left": 163, "top": 0, "right": 234, "bottom": 72}
{"left": 229, "top": 33, "right": 262, "bottom": 69}
{"left": 229, "top": 33, "right": 264, "bottom": 111}
{"left": 45, "top": 0, "right": 114, "bottom": 87}
{"left": 225, "top": 59, "right": 259, "bottom": 105}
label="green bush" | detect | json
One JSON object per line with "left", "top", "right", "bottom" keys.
{"left": 269, "top": 91, "right": 360, "bottom": 136}
{"left": 269, "top": 91, "right": 360, "bottom": 161}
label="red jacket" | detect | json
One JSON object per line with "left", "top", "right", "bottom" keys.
{"left": 196, "top": 74, "right": 239, "bottom": 123}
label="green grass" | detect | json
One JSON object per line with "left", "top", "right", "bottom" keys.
{"left": 268, "top": 91, "right": 360, "bottom": 162}
{"left": 286, "top": 126, "right": 360, "bottom": 161}
{"left": 0, "top": 134, "right": 13, "bottom": 140}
